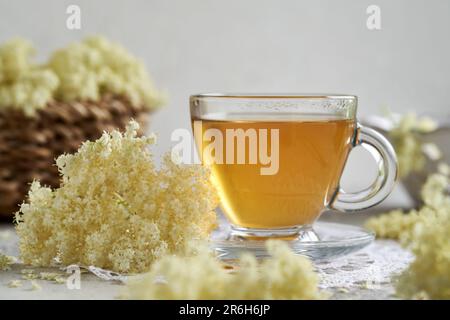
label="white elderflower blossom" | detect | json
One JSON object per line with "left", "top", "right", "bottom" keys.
{"left": 48, "top": 36, "right": 164, "bottom": 110}
{"left": 15, "top": 121, "right": 218, "bottom": 273}
{"left": 388, "top": 112, "right": 439, "bottom": 178}
{"left": 0, "top": 38, "right": 59, "bottom": 116}
{"left": 0, "top": 253, "right": 16, "bottom": 271}
{"left": 366, "top": 163, "right": 450, "bottom": 299}
{"left": 396, "top": 213, "right": 450, "bottom": 299}
{"left": 0, "top": 36, "right": 163, "bottom": 116}
{"left": 366, "top": 164, "right": 449, "bottom": 242}
{"left": 29, "top": 280, "right": 42, "bottom": 291}
{"left": 123, "top": 240, "right": 323, "bottom": 300}
{"left": 7, "top": 280, "right": 22, "bottom": 288}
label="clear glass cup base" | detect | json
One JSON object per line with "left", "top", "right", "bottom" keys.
{"left": 211, "top": 217, "right": 375, "bottom": 262}
{"left": 229, "top": 224, "right": 320, "bottom": 241}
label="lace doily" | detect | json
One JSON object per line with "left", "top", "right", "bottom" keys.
{"left": 317, "top": 240, "right": 413, "bottom": 290}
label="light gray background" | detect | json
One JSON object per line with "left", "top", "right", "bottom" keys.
{"left": 1, "top": 0, "right": 449, "bottom": 205}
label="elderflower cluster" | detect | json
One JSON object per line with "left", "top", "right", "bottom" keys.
{"left": 48, "top": 36, "right": 164, "bottom": 109}
{"left": 396, "top": 213, "right": 450, "bottom": 299}
{"left": 0, "top": 38, "right": 59, "bottom": 116}
{"left": 365, "top": 163, "right": 450, "bottom": 242}
{"left": 0, "top": 36, "right": 163, "bottom": 116}
{"left": 123, "top": 240, "right": 323, "bottom": 300}
{"left": 15, "top": 121, "right": 218, "bottom": 273}
{"left": 0, "top": 252, "right": 16, "bottom": 271}
{"left": 388, "top": 113, "right": 439, "bottom": 177}
{"left": 364, "top": 209, "right": 421, "bottom": 241}
{"left": 366, "top": 164, "right": 450, "bottom": 299}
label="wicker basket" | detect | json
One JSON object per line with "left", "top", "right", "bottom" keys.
{"left": 0, "top": 93, "right": 150, "bottom": 219}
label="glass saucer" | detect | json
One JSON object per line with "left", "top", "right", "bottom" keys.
{"left": 210, "top": 220, "right": 375, "bottom": 262}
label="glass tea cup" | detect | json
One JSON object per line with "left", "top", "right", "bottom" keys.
{"left": 190, "top": 94, "right": 398, "bottom": 239}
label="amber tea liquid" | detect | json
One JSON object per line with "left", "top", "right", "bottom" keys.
{"left": 194, "top": 116, "right": 356, "bottom": 229}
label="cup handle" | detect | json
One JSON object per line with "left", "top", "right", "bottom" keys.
{"left": 330, "top": 123, "right": 398, "bottom": 212}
